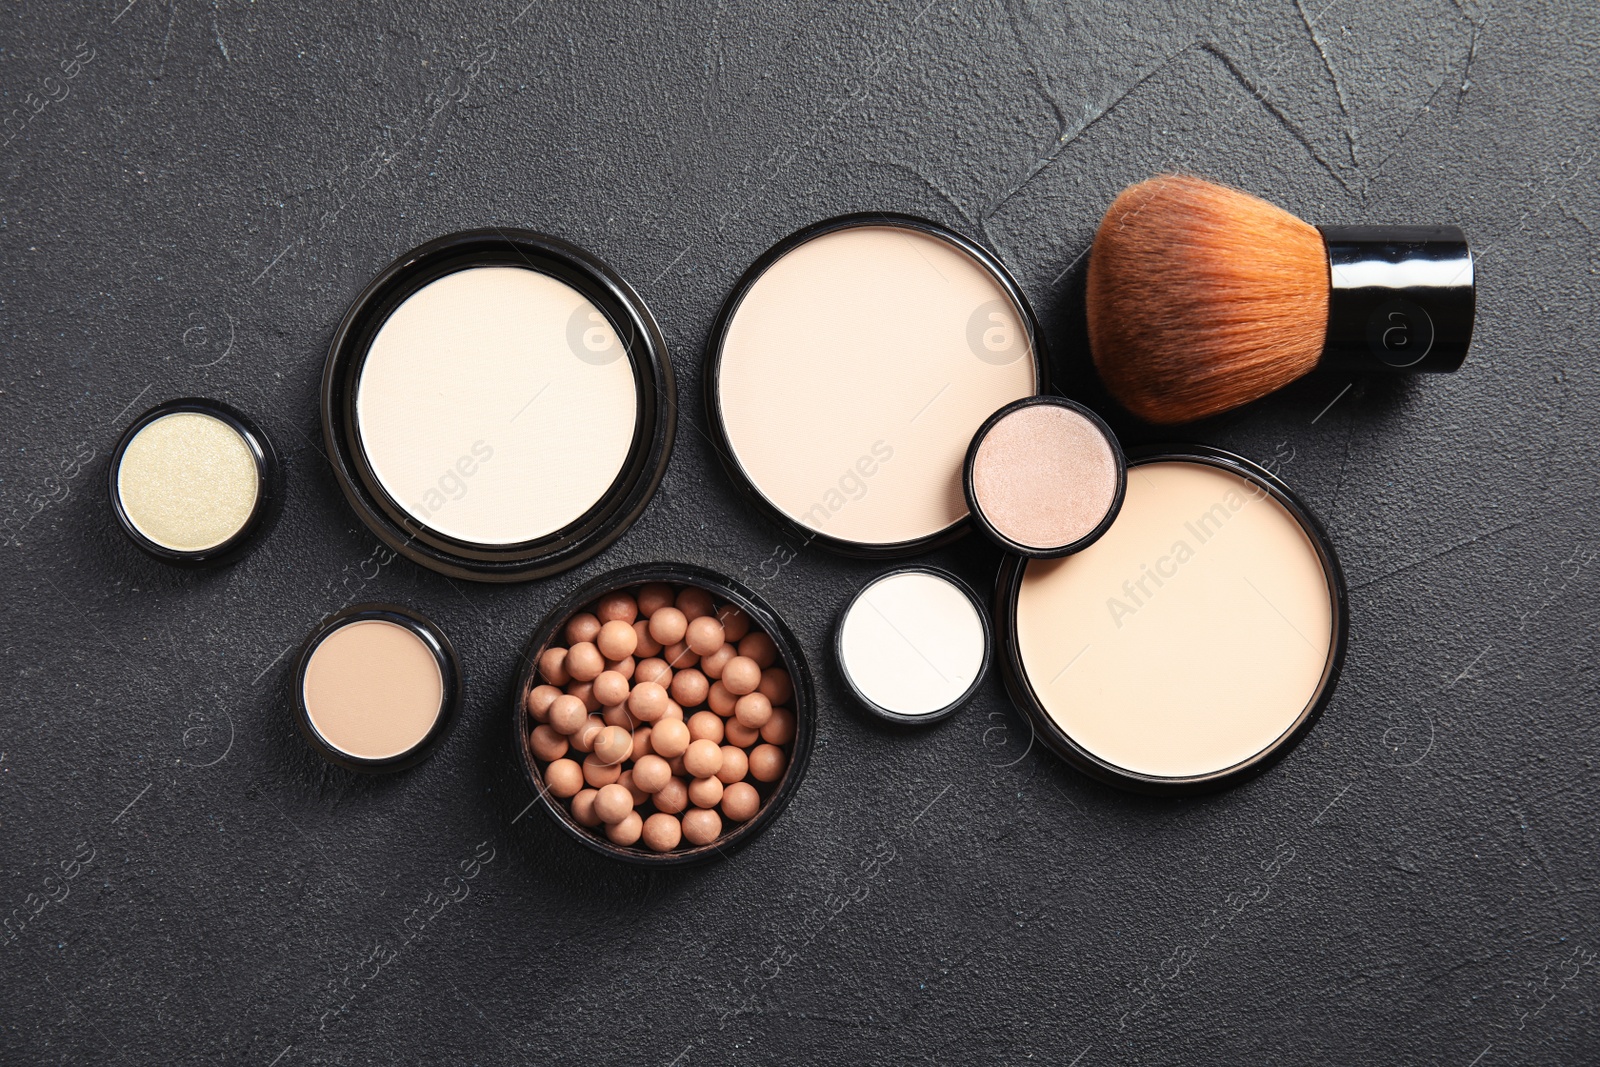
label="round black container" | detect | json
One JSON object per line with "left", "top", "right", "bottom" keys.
{"left": 511, "top": 562, "right": 815, "bottom": 865}
{"left": 292, "top": 603, "right": 463, "bottom": 774}
{"left": 323, "top": 229, "right": 675, "bottom": 582}
{"left": 107, "top": 397, "right": 279, "bottom": 567}
{"left": 962, "top": 395, "right": 1127, "bottom": 559}
{"left": 834, "top": 565, "right": 992, "bottom": 727}
{"left": 704, "top": 213, "right": 1048, "bottom": 559}
{"left": 994, "top": 445, "right": 1348, "bottom": 795}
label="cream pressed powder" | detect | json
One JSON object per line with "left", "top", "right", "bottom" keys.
{"left": 301, "top": 618, "right": 446, "bottom": 763}
{"left": 714, "top": 220, "right": 1039, "bottom": 551}
{"left": 837, "top": 568, "right": 989, "bottom": 722}
{"left": 355, "top": 265, "right": 639, "bottom": 546}
{"left": 1011, "top": 456, "right": 1339, "bottom": 783}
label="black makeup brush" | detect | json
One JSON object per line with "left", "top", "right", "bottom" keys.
{"left": 1085, "top": 174, "right": 1474, "bottom": 424}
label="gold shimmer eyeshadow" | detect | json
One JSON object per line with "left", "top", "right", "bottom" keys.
{"left": 117, "top": 412, "right": 258, "bottom": 551}
{"left": 108, "top": 398, "right": 276, "bottom": 566}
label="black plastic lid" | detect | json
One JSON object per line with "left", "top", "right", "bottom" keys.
{"left": 703, "top": 213, "right": 1048, "bottom": 559}
{"left": 993, "top": 445, "right": 1349, "bottom": 796}
{"left": 1318, "top": 224, "right": 1474, "bottom": 374}
{"left": 834, "top": 565, "right": 992, "bottom": 727}
{"left": 322, "top": 229, "right": 675, "bottom": 583}
{"left": 962, "top": 395, "right": 1127, "bottom": 559}
{"left": 292, "top": 603, "right": 463, "bottom": 774}
{"left": 107, "top": 397, "right": 278, "bottom": 567}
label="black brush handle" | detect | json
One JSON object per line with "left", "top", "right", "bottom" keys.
{"left": 1317, "top": 224, "right": 1475, "bottom": 374}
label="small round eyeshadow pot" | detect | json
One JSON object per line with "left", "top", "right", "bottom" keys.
{"left": 108, "top": 398, "right": 277, "bottom": 566}
{"left": 293, "top": 604, "right": 462, "bottom": 773}
{"left": 963, "top": 396, "right": 1126, "bottom": 558}
{"left": 835, "top": 567, "right": 991, "bottom": 725}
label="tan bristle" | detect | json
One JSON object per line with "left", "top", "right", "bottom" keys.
{"left": 1086, "top": 174, "right": 1330, "bottom": 424}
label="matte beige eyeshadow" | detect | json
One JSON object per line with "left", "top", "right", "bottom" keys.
{"left": 302, "top": 620, "right": 444, "bottom": 760}
{"left": 356, "top": 266, "right": 638, "bottom": 546}
{"left": 971, "top": 404, "right": 1117, "bottom": 549}
{"left": 1015, "top": 460, "right": 1334, "bottom": 779}
{"left": 718, "top": 225, "right": 1036, "bottom": 546}
{"left": 116, "top": 412, "right": 259, "bottom": 552}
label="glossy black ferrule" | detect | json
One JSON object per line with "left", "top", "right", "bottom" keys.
{"left": 1317, "top": 224, "right": 1474, "bottom": 374}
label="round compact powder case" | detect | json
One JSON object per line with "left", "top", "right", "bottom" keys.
{"left": 995, "top": 446, "right": 1348, "bottom": 794}
{"left": 835, "top": 566, "right": 991, "bottom": 726}
{"left": 108, "top": 397, "right": 278, "bottom": 566}
{"left": 964, "top": 395, "right": 1126, "bottom": 558}
{"left": 511, "top": 561, "right": 815, "bottom": 866}
{"left": 323, "top": 229, "right": 675, "bottom": 582}
{"left": 293, "top": 603, "right": 463, "bottom": 773}
{"left": 706, "top": 214, "right": 1045, "bottom": 558}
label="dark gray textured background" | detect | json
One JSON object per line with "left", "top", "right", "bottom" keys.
{"left": 3, "top": 0, "right": 1597, "bottom": 1063}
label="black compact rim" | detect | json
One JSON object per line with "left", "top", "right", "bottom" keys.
{"left": 510, "top": 562, "right": 816, "bottom": 866}
{"left": 292, "top": 603, "right": 463, "bottom": 774}
{"left": 994, "top": 445, "right": 1349, "bottom": 796}
{"left": 323, "top": 228, "right": 676, "bottom": 583}
{"left": 107, "top": 397, "right": 278, "bottom": 567}
{"left": 962, "top": 395, "right": 1128, "bottom": 559}
{"left": 834, "top": 565, "right": 992, "bottom": 727}
{"left": 703, "top": 212, "right": 1049, "bottom": 559}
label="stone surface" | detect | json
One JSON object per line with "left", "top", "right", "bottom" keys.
{"left": 2, "top": 1, "right": 1596, "bottom": 1063}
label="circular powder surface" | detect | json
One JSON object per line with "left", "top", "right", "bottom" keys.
{"left": 971, "top": 403, "right": 1118, "bottom": 550}
{"left": 1014, "top": 460, "right": 1334, "bottom": 779}
{"left": 356, "top": 265, "right": 638, "bottom": 546}
{"left": 302, "top": 620, "right": 444, "bottom": 761}
{"left": 839, "top": 570, "right": 987, "bottom": 716}
{"left": 116, "top": 411, "right": 259, "bottom": 552}
{"left": 717, "top": 225, "right": 1036, "bottom": 547}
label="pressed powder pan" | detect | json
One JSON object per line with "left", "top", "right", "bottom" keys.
{"left": 324, "top": 229, "right": 675, "bottom": 582}
{"left": 707, "top": 214, "right": 1044, "bottom": 558}
{"left": 995, "top": 446, "right": 1347, "bottom": 794}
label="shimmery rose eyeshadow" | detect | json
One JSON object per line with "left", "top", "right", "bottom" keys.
{"left": 962, "top": 396, "right": 1126, "bottom": 559}
{"left": 970, "top": 401, "right": 1120, "bottom": 551}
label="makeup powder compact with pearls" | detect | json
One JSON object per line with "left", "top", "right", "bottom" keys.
{"left": 108, "top": 398, "right": 278, "bottom": 566}
{"left": 512, "top": 562, "right": 814, "bottom": 865}
{"left": 706, "top": 214, "right": 1045, "bottom": 557}
{"left": 323, "top": 229, "right": 675, "bottom": 582}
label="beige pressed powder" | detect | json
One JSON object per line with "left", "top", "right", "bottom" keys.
{"left": 116, "top": 410, "right": 260, "bottom": 552}
{"left": 1013, "top": 457, "right": 1337, "bottom": 780}
{"left": 715, "top": 222, "right": 1038, "bottom": 549}
{"left": 301, "top": 618, "right": 446, "bottom": 762}
{"left": 355, "top": 265, "right": 638, "bottom": 547}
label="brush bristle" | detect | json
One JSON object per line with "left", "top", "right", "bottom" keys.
{"left": 1086, "top": 174, "right": 1330, "bottom": 424}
